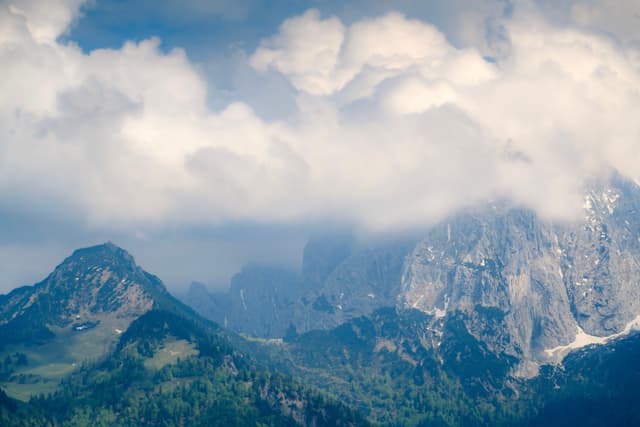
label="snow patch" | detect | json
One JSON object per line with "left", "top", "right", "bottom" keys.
{"left": 545, "top": 315, "right": 640, "bottom": 359}
{"left": 239, "top": 289, "right": 248, "bottom": 312}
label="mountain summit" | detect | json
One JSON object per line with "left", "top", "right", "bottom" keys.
{"left": 0, "top": 242, "right": 170, "bottom": 349}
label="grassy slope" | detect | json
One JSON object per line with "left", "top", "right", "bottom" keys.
{"left": 0, "top": 314, "right": 134, "bottom": 401}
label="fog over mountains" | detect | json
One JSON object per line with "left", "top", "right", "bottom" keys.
{"left": 2, "top": 0, "right": 640, "bottom": 425}
{"left": 2, "top": 0, "right": 640, "bottom": 292}
{"left": 2, "top": 197, "right": 640, "bottom": 424}
{"left": 183, "top": 175, "right": 640, "bottom": 377}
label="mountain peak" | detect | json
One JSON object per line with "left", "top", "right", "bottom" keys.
{"left": 0, "top": 243, "right": 166, "bottom": 350}
{"left": 67, "top": 242, "right": 136, "bottom": 269}
{"left": 74, "top": 241, "right": 123, "bottom": 253}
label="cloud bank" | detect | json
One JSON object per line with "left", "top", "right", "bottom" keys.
{"left": 1, "top": 0, "right": 640, "bottom": 232}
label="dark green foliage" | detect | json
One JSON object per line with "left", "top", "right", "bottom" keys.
{"left": 1, "top": 310, "right": 370, "bottom": 427}
{"left": 3, "top": 304, "right": 640, "bottom": 426}
{"left": 268, "top": 307, "right": 640, "bottom": 427}
{"left": 0, "top": 304, "right": 55, "bottom": 348}
{"left": 520, "top": 332, "right": 640, "bottom": 427}
{"left": 274, "top": 308, "right": 503, "bottom": 426}
{"left": 0, "top": 352, "right": 29, "bottom": 381}
{"left": 440, "top": 312, "right": 517, "bottom": 395}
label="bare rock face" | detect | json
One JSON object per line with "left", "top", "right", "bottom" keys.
{"left": 301, "top": 234, "right": 354, "bottom": 291}
{"left": 224, "top": 265, "right": 301, "bottom": 338}
{"left": 561, "top": 179, "right": 640, "bottom": 336}
{"left": 400, "top": 176, "right": 640, "bottom": 370}
{"left": 183, "top": 237, "right": 415, "bottom": 338}
{"left": 399, "top": 209, "right": 576, "bottom": 366}
{"left": 296, "top": 241, "right": 414, "bottom": 332}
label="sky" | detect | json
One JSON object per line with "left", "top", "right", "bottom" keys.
{"left": 1, "top": 0, "right": 639, "bottom": 292}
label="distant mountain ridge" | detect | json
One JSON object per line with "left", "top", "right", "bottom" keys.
{"left": 183, "top": 175, "right": 640, "bottom": 376}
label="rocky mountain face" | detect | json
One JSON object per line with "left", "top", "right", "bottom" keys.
{"left": 400, "top": 176, "right": 640, "bottom": 373}
{"left": 224, "top": 265, "right": 301, "bottom": 337}
{"left": 180, "top": 236, "right": 354, "bottom": 337}
{"left": 0, "top": 242, "right": 172, "bottom": 348}
{"left": 182, "top": 266, "right": 302, "bottom": 338}
{"left": 183, "top": 176, "right": 640, "bottom": 375}
{"left": 182, "top": 236, "right": 416, "bottom": 338}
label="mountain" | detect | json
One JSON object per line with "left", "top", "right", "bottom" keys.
{"left": 0, "top": 243, "right": 208, "bottom": 400}
{"left": 184, "top": 176, "right": 640, "bottom": 376}
{"left": 180, "top": 281, "right": 230, "bottom": 325}
{"left": 399, "top": 176, "right": 640, "bottom": 373}
{"left": 0, "top": 242, "right": 183, "bottom": 347}
{"left": 2, "top": 235, "right": 640, "bottom": 426}
{"left": 0, "top": 243, "right": 370, "bottom": 426}
{"left": 0, "top": 242, "right": 185, "bottom": 400}
{"left": 523, "top": 331, "right": 640, "bottom": 427}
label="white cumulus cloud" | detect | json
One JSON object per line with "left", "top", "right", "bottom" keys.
{"left": 1, "top": 0, "right": 639, "bottom": 233}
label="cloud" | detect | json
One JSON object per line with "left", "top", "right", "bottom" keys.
{"left": 537, "top": 0, "right": 640, "bottom": 45}
{"left": 247, "top": 7, "right": 640, "bottom": 225}
{"left": 1, "top": 0, "right": 639, "bottom": 236}
{"left": 250, "top": 9, "right": 347, "bottom": 96}
{"left": 0, "top": 0, "right": 85, "bottom": 43}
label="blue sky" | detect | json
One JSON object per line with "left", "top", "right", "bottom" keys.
{"left": 67, "top": 0, "right": 310, "bottom": 53}
{"left": 1, "top": 0, "right": 639, "bottom": 293}
{"left": 67, "top": 1, "right": 487, "bottom": 51}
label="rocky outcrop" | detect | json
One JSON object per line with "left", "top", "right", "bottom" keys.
{"left": 294, "top": 240, "right": 414, "bottom": 332}
{"left": 400, "top": 208, "right": 576, "bottom": 369}
{"left": 224, "top": 265, "right": 301, "bottom": 337}
{"left": 400, "top": 176, "right": 640, "bottom": 371}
